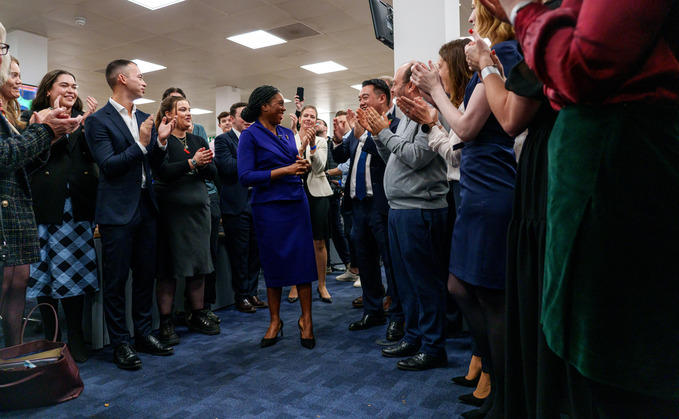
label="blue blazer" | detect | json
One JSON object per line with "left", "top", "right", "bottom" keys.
{"left": 84, "top": 101, "right": 166, "bottom": 225}
{"left": 237, "top": 120, "right": 305, "bottom": 205}
{"left": 331, "top": 117, "right": 400, "bottom": 215}
{"left": 214, "top": 130, "right": 249, "bottom": 215}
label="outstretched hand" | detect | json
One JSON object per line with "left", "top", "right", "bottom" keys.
{"left": 347, "top": 108, "right": 365, "bottom": 139}
{"left": 410, "top": 61, "right": 444, "bottom": 97}
{"left": 397, "top": 96, "right": 437, "bottom": 125}
{"left": 157, "top": 116, "right": 176, "bottom": 145}
{"left": 363, "top": 107, "right": 390, "bottom": 135}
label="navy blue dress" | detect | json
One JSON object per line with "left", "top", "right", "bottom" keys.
{"left": 450, "top": 39, "right": 522, "bottom": 289}
{"left": 237, "top": 120, "right": 316, "bottom": 287}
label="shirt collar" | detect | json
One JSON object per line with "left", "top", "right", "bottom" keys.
{"left": 232, "top": 128, "right": 241, "bottom": 138}
{"left": 109, "top": 97, "right": 137, "bottom": 117}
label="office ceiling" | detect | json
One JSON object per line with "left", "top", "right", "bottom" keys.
{"left": 1, "top": 0, "right": 472, "bottom": 135}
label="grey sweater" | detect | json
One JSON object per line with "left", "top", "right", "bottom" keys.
{"left": 374, "top": 116, "right": 448, "bottom": 210}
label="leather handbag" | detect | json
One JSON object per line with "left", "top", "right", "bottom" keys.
{"left": 0, "top": 303, "right": 84, "bottom": 410}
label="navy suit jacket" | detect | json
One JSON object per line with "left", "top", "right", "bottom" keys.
{"left": 331, "top": 117, "right": 400, "bottom": 215}
{"left": 214, "top": 130, "right": 249, "bottom": 215}
{"left": 237, "top": 120, "right": 306, "bottom": 204}
{"left": 85, "top": 101, "right": 166, "bottom": 225}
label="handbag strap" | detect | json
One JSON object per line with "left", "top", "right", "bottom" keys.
{"left": 21, "top": 303, "right": 59, "bottom": 344}
{"left": 0, "top": 370, "right": 44, "bottom": 388}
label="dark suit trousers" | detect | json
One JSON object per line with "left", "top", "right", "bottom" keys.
{"left": 205, "top": 192, "right": 221, "bottom": 305}
{"left": 222, "top": 205, "right": 260, "bottom": 299}
{"left": 351, "top": 198, "right": 403, "bottom": 322}
{"left": 388, "top": 207, "right": 448, "bottom": 357}
{"left": 98, "top": 189, "right": 157, "bottom": 346}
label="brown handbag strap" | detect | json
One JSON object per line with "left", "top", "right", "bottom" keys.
{"left": 0, "top": 370, "right": 44, "bottom": 388}
{"left": 21, "top": 303, "right": 59, "bottom": 344}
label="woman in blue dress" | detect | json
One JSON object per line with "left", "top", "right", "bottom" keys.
{"left": 238, "top": 85, "right": 317, "bottom": 349}
{"left": 411, "top": 1, "right": 521, "bottom": 417}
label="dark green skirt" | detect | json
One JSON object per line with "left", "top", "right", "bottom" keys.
{"left": 542, "top": 103, "right": 679, "bottom": 398}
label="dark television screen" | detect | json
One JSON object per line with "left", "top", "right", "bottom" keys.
{"left": 368, "top": 0, "right": 394, "bottom": 50}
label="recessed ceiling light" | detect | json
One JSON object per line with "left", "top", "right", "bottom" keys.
{"left": 301, "top": 61, "right": 347, "bottom": 75}
{"left": 127, "top": 0, "right": 184, "bottom": 10}
{"left": 132, "top": 59, "right": 166, "bottom": 73}
{"left": 191, "top": 108, "right": 212, "bottom": 115}
{"left": 133, "top": 98, "right": 155, "bottom": 105}
{"left": 227, "top": 30, "right": 287, "bottom": 49}
{"left": 351, "top": 84, "right": 363, "bottom": 90}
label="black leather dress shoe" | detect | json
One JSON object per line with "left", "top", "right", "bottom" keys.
{"left": 458, "top": 392, "right": 486, "bottom": 407}
{"left": 114, "top": 344, "right": 142, "bottom": 370}
{"left": 381, "top": 341, "right": 419, "bottom": 358}
{"left": 136, "top": 335, "right": 174, "bottom": 356}
{"left": 188, "top": 310, "right": 221, "bottom": 335}
{"left": 236, "top": 298, "right": 256, "bottom": 313}
{"left": 159, "top": 319, "right": 180, "bottom": 346}
{"left": 397, "top": 352, "right": 447, "bottom": 371}
{"left": 386, "top": 321, "right": 404, "bottom": 341}
{"left": 348, "top": 314, "right": 387, "bottom": 331}
{"left": 248, "top": 295, "right": 268, "bottom": 309}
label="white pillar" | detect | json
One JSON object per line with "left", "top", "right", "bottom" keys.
{"left": 6, "top": 30, "right": 48, "bottom": 86}
{"left": 393, "top": 0, "right": 461, "bottom": 72}
{"left": 214, "top": 85, "right": 242, "bottom": 135}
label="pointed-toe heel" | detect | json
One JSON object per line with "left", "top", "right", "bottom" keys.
{"left": 298, "top": 318, "right": 316, "bottom": 349}
{"left": 260, "top": 320, "right": 284, "bottom": 348}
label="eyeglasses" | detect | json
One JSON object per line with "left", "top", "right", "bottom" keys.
{"left": 0, "top": 43, "right": 9, "bottom": 56}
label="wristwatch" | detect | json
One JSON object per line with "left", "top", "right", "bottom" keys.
{"left": 420, "top": 121, "right": 437, "bottom": 134}
{"left": 190, "top": 158, "right": 198, "bottom": 168}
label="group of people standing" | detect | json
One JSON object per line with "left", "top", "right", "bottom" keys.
{"left": 2, "top": 0, "right": 679, "bottom": 415}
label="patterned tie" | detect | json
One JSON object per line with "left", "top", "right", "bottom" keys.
{"left": 355, "top": 150, "right": 368, "bottom": 200}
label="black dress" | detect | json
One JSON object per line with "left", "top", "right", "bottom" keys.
{"left": 504, "top": 58, "right": 565, "bottom": 417}
{"left": 153, "top": 133, "right": 217, "bottom": 279}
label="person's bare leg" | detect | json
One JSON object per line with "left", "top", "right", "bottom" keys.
{"left": 314, "top": 240, "right": 331, "bottom": 299}
{"left": 263, "top": 287, "right": 282, "bottom": 339}
{"left": 155, "top": 277, "right": 176, "bottom": 316}
{"left": 297, "top": 283, "right": 313, "bottom": 339}
{"left": 185, "top": 276, "right": 205, "bottom": 311}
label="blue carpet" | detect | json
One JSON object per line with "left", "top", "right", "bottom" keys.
{"left": 7, "top": 273, "right": 477, "bottom": 418}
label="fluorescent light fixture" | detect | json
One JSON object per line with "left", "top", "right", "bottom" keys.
{"left": 227, "top": 30, "right": 287, "bottom": 49}
{"left": 301, "top": 61, "right": 347, "bottom": 75}
{"left": 132, "top": 59, "right": 166, "bottom": 73}
{"left": 351, "top": 84, "right": 363, "bottom": 90}
{"left": 133, "top": 98, "right": 155, "bottom": 105}
{"left": 283, "top": 98, "right": 292, "bottom": 103}
{"left": 127, "top": 0, "right": 184, "bottom": 10}
{"left": 191, "top": 108, "right": 212, "bottom": 115}
{"left": 316, "top": 108, "right": 330, "bottom": 114}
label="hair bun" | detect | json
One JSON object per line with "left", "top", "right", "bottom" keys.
{"left": 240, "top": 106, "right": 256, "bottom": 123}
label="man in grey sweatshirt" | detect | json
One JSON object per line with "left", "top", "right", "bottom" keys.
{"left": 361, "top": 62, "right": 450, "bottom": 371}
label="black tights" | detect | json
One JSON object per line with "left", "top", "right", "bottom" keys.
{"left": 448, "top": 273, "right": 506, "bottom": 418}
{"left": 36, "top": 295, "right": 84, "bottom": 342}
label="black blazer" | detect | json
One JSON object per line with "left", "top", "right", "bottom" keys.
{"left": 214, "top": 130, "right": 249, "bottom": 215}
{"left": 331, "top": 117, "right": 400, "bottom": 215}
{"left": 25, "top": 109, "right": 99, "bottom": 224}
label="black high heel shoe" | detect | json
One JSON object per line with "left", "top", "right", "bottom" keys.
{"left": 260, "top": 320, "right": 284, "bottom": 348}
{"left": 298, "top": 318, "right": 316, "bottom": 349}
{"left": 317, "top": 288, "right": 332, "bottom": 304}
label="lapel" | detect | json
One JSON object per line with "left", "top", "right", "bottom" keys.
{"left": 65, "top": 110, "right": 85, "bottom": 155}
{"left": 251, "top": 121, "right": 297, "bottom": 162}
{"left": 103, "top": 101, "right": 136, "bottom": 147}
{"left": 227, "top": 130, "right": 239, "bottom": 151}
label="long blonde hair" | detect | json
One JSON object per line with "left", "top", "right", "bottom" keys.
{"left": 473, "top": 0, "right": 515, "bottom": 46}
{"left": 1, "top": 56, "right": 26, "bottom": 130}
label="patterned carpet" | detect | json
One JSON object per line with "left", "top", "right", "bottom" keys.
{"left": 6, "top": 272, "right": 477, "bottom": 418}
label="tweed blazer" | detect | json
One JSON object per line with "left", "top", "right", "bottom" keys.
{"left": 0, "top": 116, "right": 53, "bottom": 265}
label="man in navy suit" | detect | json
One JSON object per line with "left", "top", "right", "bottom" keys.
{"left": 214, "top": 102, "right": 266, "bottom": 313}
{"left": 331, "top": 79, "right": 404, "bottom": 342}
{"left": 85, "top": 59, "right": 175, "bottom": 370}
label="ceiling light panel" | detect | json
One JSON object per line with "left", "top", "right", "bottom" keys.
{"left": 301, "top": 61, "right": 348, "bottom": 75}
{"left": 351, "top": 84, "right": 363, "bottom": 90}
{"left": 227, "top": 30, "right": 287, "bottom": 49}
{"left": 133, "top": 98, "right": 155, "bottom": 105}
{"left": 132, "top": 59, "right": 166, "bottom": 73}
{"left": 191, "top": 108, "right": 212, "bottom": 115}
{"left": 127, "top": 0, "right": 185, "bottom": 10}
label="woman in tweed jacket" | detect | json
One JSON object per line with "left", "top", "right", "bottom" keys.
{"left": 0, "top": 20, "right": 83, "bottom": 347}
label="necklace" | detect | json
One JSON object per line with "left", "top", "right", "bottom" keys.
{"left": 175, "top": 135, "right": 190, "bottom": 154}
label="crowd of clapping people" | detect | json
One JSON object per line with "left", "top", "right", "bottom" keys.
{"left": 2, "top": 0, "right": 679, "bottom": 416}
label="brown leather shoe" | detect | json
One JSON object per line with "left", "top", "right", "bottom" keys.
{"left": 352, "top": 296, "right": 363, "bottom": 308}
{"left": 248, "top": 295, "right": 268, "bottom": 309}
{"left": 236, "top": 298, "right": 256, "bottom": 313}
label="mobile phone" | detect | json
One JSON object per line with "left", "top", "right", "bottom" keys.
{"left": 296, "top": 87, "right": 304, "bottom": 102}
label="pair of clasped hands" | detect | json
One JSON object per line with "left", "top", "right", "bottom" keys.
{"left": 331, "top": 108, "right": 390, "bottom": 144}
